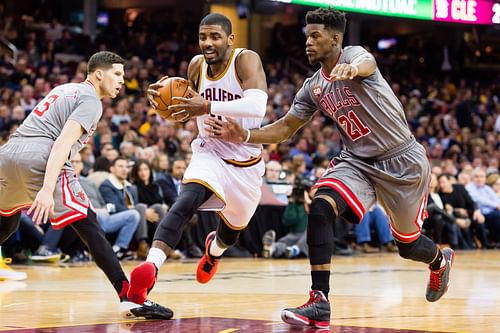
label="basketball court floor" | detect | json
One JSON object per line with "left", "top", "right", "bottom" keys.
{"left": 1, "top": 250, "right": 499, "bottom": 332}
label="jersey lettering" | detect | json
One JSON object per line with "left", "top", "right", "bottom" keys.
{"left": 338, "top": 111, "right": 371, "bottom": 141}
{"left": 33, "top": 94, "right": 59, "bottom": 117}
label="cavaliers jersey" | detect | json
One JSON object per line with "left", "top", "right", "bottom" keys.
{"left": 195, "top": 48, "right": 263, "bottom": 161}
{"left": 289, "top": 46, "right": 413, "bottom": 159}
{"left": 12, "top": 81, "right": 102, "bottom": 159}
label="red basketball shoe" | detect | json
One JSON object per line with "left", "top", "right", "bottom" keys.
{"left": 127, "top": 262, "right": 157, "bottom": 305}
{"left": 196, "top": 231, "right": 221, "bottom": 284}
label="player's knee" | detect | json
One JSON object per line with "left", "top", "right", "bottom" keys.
{"left": 216, "top": 222, "right": 240, "bottom": 248}
{"left": 307, "top": 198, "right": 335, "bottom": 246}
{"left": 396, "top": 235, "right": 423, "bottom": 260}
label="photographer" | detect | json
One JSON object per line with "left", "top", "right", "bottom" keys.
{"left": 262, "top": 173, "right": 312, "bottom": 259}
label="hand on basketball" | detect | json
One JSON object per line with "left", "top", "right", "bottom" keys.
{"left": 169, "top": 87, "right": 205, "bottom": 122}
{"left": 27, "top": 187, "right": 55, "bottom": 225}
{"left": 147, "top": 76, "right": 169, "bottom": 109}
{"left": 330, "top": 63, "right": 358, "bottom": 81}
{"left": 204, "top": 117, "right": 246, "bottom": 143}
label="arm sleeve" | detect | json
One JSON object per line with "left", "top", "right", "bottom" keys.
{"left": 288, "top": 78, "right": 318, "bottom": 120}
{"left": 210, "top": 89, "right": 267, "bottom": 118}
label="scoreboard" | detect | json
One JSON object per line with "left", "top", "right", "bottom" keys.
{"left": 271, "top": 0, "right": 500, "bottom": 25}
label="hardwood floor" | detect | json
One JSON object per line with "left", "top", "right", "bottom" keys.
{"left": 1, "top": 250, "right": 499, "bottom": 332}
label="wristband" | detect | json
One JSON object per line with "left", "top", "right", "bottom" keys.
{"left": 243, "top": 129, "right": 251, "bottom": 143}
{"left": 203, "top": 100, "right": 210, "bottom": 114}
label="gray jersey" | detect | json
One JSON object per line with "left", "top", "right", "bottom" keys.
{"left": 289, "top": 46, "right": 412, "bottom": 159}
{"left": 12, "top": 81, "right": 102, "bottom": 159}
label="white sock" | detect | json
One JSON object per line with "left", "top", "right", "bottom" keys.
{"left": 112, "top": 245, "right": 120, "bottom": 253}
{"left": 146, "top": 248, "right": 167, "bottom": 270}
{"left": 209, "top": 236, "right": 226, "bottom": 257}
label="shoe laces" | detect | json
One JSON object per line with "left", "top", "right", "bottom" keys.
{"left": 0, "top": 257, "right": 13, "bottom": 270}
{"left": 202, "top": 256, "right": 218, "bottom": 273}
{"left": 429, "top": 266, "right": 445, "bottom": 291}
{"left": 298, "top": 292, "right": 321, "bottom": 309}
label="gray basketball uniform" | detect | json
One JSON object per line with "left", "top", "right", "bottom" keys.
{"left": 289, "top": 46, "right": 430, "bottom": 242}
{"left": 0, "top": 81, "right": 102, "bottom": 229}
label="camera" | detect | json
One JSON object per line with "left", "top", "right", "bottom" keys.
{"left": 291, "top": 175, "right": 313, "bottom": 203}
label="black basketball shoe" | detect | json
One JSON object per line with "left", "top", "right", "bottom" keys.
{"left": 120, "top": 298, "right": 174, "bottom": 320}
{"left": 426, "top": 248, "right": 455, "bottom": 302}
{"left": 281, "top": 290, "right": 330, "bottom": 329}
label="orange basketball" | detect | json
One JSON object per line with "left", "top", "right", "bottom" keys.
{"left": 153, "top": 77, "right": 189, "bottom": 120}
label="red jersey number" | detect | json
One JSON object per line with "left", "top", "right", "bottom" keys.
{"left": 33, "top": 94, "right": 59, "bottom": 117}
{"left": 337, "top": 111, "right": 371, "bottom": 141}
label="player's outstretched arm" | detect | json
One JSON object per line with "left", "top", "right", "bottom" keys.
{"left": 204, "top": 112, "right": 307, "bottom": 144}
{"left": 330, "top": 52, "right": 376, "bottom": 80}
{"left": 27, "top": 120, "right": 84, "bottom": 224}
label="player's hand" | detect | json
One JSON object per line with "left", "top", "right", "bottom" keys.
{"left": 169, "top": 87, "right": 204, "bottom": 122}
{"left": 145, "top": 208, "right": 160, "bottom": 223}
{"left": 330, "top": 63, "right": 358, "bottom": 81}
{"left": 204, "top": 117, "right": 247, "bottom": 143}
{"left": 27, "top": 187, "right": 55, "bottom": 225}
{"left": 147, "top": 76, "right": 169, "bottom": 109}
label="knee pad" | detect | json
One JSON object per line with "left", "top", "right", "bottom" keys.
{"left": 396, "top": 234, "right": 437, "bottom": 263}
{"left": 216, "top": 221, "right": 241, "bottom": 248}
{"left": 307, "top": 198, "right": 335, "bottom": 246}
{"left": 155, "top": 183, "right": 212, "bottom": 247}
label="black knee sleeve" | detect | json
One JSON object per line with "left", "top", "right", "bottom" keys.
{"left": 154, "top": 183, "right": 212, "bottom": 248}
{"left": 0, "top": 212, "right": 21, "bottom": 244}
{"left": 70, "top": 209, "right": 128, "bottom": 296}
{"left": 307, "top": 197, "right": 336, "bottom": 265}
{"left": 396, "top": 234, "right": 438, "bottom": 264}
{"left": 216, "top": 220, "right": 241, "bottom": 248}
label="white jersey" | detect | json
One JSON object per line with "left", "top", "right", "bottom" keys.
{"left": 194, "top": 48, "right": 263, "bottom": 163}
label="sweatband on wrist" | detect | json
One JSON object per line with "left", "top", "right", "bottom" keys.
{"left": 243, "top": 129, "right": 251, "bottom": 143}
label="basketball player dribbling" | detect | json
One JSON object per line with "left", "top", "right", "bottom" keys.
{"left": 204, "top": 8, "right": 454, "bottom": 329}
{"left": 0, "top": 51, "right": 172, "bottom": 320}
{"left": 127, "top": 13, "right": 268, "bottom": 305}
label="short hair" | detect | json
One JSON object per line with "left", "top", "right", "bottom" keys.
{"left": 305, "top": 8, "right": 347, "bottom": 33}
{"left": 87, "top": 51, "right": 125, "bottom": 74}
{"left": 199, "top": 13, "right": 232, "bottom": 35}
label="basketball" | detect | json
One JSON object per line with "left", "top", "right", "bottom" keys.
{"left": 153, "top": 77, "right": 190, "bottom": 119}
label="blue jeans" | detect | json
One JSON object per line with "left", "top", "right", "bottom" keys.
{"left": 356, "top": 205, "right": 393, "bottom": 245}
{"left": 96, "top": 209, "right": 140, "bottom": 249}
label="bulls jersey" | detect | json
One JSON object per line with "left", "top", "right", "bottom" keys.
{"left": 290, "top": 46, "right": 413, "bottom": 159}
{"left": 12, "top": 81, "right": 102, "bottom": 159}
{"left": 195, "top": 48, "right": 263, "bottom": 161}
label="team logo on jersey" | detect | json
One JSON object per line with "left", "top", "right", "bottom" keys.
{"left": 76, "top": 191, "right": 86, "bottom": 201}
{"left": 312, "top": 86, "right": 322, "bottom": 98}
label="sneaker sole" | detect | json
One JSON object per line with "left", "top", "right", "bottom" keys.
{"left": 120, "top": 301, "right": 174, "bottom": 320}
{"left": 30, "top": 254, "right": 61, "bottom": 262}
{"left": 281, "top": 310, "right": 330, "bottom": 329}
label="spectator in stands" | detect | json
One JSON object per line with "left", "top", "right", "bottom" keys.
{"left": 438, "top": 173, "right": 488, "bottom": 249}
{"left": 130, "top": 160, "right": 168, "bottom": 240}
{"left": 87, "top": 156, "right": 111, "bottom": 189}
{"left": 355, "top": 204, "right": 398, "bottom": 253}
{"left": 72, "top": 153, "right": 140, "bottom": 260}
{"left": 156, "top": 158, "right": 202, "bottom": 258}
{"left": 424, "top": 173, "right": 462, "bottom": 249}
{"left": 99, "top": 156, "right": 151, "bottom": 259}
{"left": 466, "top": 168, "right": 500, "bottom": 247}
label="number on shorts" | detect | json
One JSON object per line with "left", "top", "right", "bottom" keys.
{"left": 33, "top": 94, "right": 59, "bottom": 117}
{"left": 338, "top": 110, "right": 371, "bottom": 141}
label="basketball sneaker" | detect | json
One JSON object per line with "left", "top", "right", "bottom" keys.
{"left": 426, "top": 248, "right": 455, "bottom": 302}
{"left": 196, "top": 231, "right": 221, "bottom": 284}
{"left": 120, "top": 298, "right": 173, "bottom": 320}
{"left": 127, "top": 262, "right": 158, "bottom": 305}
{"left": 0, "top": 256, "right": 27, "bottom": 281}
{"left": 281, "top": 290, "right": 330, "bottom": 329}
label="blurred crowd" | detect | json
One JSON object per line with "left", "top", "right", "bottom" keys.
{"left": 0, "top": 10, "right": 499, "bottom": 264}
